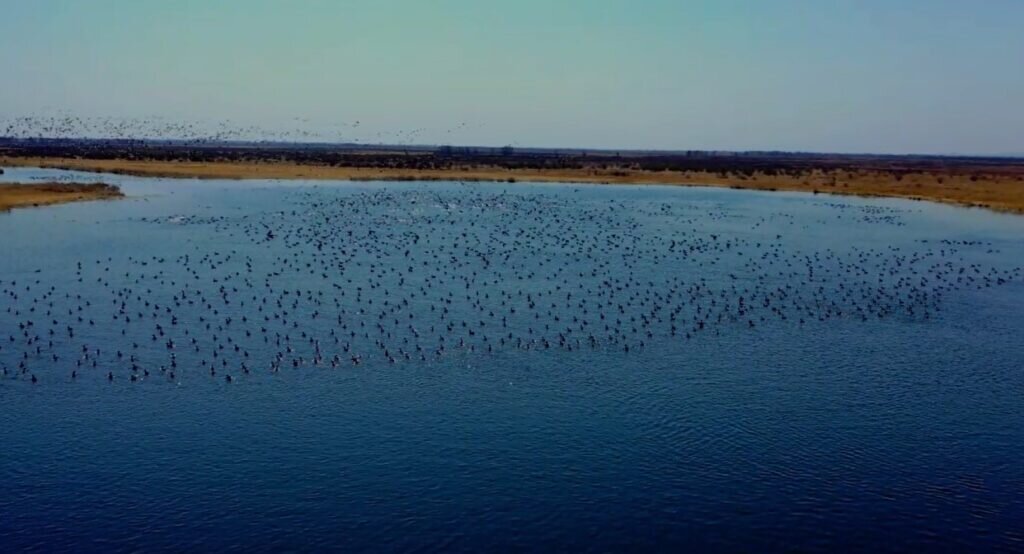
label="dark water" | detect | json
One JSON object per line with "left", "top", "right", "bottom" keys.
{"left": 1, "top": 167, "right": 1023, "bottom": 552}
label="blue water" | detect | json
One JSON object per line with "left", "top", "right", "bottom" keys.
{"left": 1, "top": 167, "right": 1023, "bottom": 552}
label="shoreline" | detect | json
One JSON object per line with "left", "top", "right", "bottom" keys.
{"left": 0, "top": 181, "right": 124, "bottom": 212}
{"left": 4, "top": 156, "right": 1024, "bottom": 214}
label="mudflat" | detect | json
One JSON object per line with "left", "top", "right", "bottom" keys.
{"left": 0, "top": 182, "right": 123, "bottom": 212}
{"left": 3, "top": 144, "right": 1024, "bottom": 213}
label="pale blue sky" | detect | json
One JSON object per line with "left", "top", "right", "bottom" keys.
{"left": 1, "top": 1, "right": 1022, "bottom": 153}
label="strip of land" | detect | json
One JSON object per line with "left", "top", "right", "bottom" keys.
{"left": 0, "top": 182, "right": 123, "bottom": 212}
{"left": 3, "top": 142, "right": 1024, "bottom": 213}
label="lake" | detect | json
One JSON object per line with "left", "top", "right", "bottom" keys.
{"left": 1, "top": 167, "right": 1023, "bottom": 552}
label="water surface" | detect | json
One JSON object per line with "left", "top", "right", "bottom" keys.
{"left": 1, "top": 167, "right": 1023, "bottom": 552}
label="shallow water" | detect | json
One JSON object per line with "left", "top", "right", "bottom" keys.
{"left": 1, "top": 167, "right": 1023, "bottom": 552}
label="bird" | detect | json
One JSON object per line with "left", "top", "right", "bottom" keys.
{"left": 0, "top": 175, "right": 1019, "bottom": 389}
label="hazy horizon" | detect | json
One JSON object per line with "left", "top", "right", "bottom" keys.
{"left": 2, "top": 1, "right": 1023, "bottom": 155}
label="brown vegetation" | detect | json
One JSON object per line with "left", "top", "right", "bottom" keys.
{"left": 0, "top": 182, "right": 123, "bottom": 212}
{"left": 2, "top": 141, "right": 1024, "bottom": 213}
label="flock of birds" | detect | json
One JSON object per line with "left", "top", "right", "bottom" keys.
{"left": 1, "top": 185, "right": 1020, "bottom": 385}
{"left": 0, "top": 114, "right": 477, "bottom": 146}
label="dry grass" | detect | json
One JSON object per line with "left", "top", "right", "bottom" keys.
{"left": 4, "top": 156, "right": 1024, "bottom": 214}
{"left": 0, "top": 181, "right": 123, "bottom": 212}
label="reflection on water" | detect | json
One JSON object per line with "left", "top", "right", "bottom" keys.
{"left": 1, "top": 167, "right": 1023, "bottom": 552}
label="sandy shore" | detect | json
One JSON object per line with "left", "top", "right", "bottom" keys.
{"left": 4, "top": 156, "right": 1024, "bottom": 214}
{"left": 0, "top": 181, "right": 124, "bottom": 212}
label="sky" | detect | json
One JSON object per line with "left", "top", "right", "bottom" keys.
{"left": 1, "top": 0, "right": 1022, "bottom": 154}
